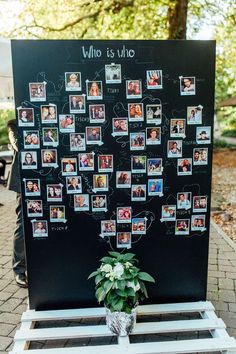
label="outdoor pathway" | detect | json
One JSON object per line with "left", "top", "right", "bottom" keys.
{"left": 0, "top": 185, "right": 236, "bottom": 353}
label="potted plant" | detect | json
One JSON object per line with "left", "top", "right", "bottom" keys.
{"left": 88, "top": 251, "right": 155, "bottom": 336}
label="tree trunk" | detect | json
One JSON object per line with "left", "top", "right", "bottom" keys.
{"left": 168, "top": 0, "right": 188, "bottom": 39}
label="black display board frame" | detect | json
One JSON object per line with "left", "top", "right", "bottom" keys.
{"left": 11, "top": 40, "right": 215, "bottom": 310}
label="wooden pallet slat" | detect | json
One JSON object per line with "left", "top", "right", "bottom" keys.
{"left": 11, "top": 302, "right": 236, "bottom": 354}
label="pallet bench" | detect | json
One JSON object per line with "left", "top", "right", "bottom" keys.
{"left": 10, "top": 301, "right": 236, "bottom": 353}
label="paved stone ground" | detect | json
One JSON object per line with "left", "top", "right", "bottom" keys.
{"left": 0, "top": 185, "right": 236, "bottom": 353}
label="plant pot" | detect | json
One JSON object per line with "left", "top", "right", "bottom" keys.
{"left": 105, "top": 307, "right": 137, "bottom": 336}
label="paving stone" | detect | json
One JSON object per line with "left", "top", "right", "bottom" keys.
{"left": 0, "top": 298, "right": 23, "bottom": 312}
{"left": 211, "top": 301, "right": 228, "bottom": 311}
{"left": 14, "top": 303, "right": 28, "bottom": 315}
{"left": 207, "top": 283, "right": 218, "bottom": 292}
{"left": 208, "top": 264, "right": 218, "bottom": 271}
{"left": 0, "top": 279, "right": 12, "bottom": 291}
{"left": 219, "top": 278, "right": 235, "bottom": 290}
{"left": 3, "top": 284, "right": 19, "bottom": 293}
{"left": 218, "top": 264, "right": 236, "bottom": 272}
{"left": 207, "top": 291, "right": 219, "bottom": 301}
{"left": 226, "top": 272, "right": 236, "bottom": 280}
{"left": 229, "top": 303, "right": 236, "bottom": 313}
{"left": 0, "top": 312, "right": 21, "bottom": 325}
{"left": 219, "top": 290, "right": 236, "bottom": 302}
{"left": 0, "top": 323, "right": 15, "bottom": 336}
{"left": 13, "top": 288, "right": 28, "bottom": 300}
{"left": 208, "top": 270, "right": 226, "bottom": 278}
{"left": 0, "top": 257, "right": 10, "bottom": 266}
{"left": 0, "top": 336, "right": 12, "bottom": 351}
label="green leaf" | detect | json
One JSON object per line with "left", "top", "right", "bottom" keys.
{"left": 95, "top": 287, "right": 106, "bottom": 303}
{"left": 139, "top": 281, "right": 148, "bottom": 298}
{"left": 116, "top": 280, "right": 126, "bottom": 290}
{"left": 103, "top": 280, "right": 113, "bottom": 294}
{"left": 116, "top": 288, "right": 127, "bottom": 297}
{"left": 112, "top": 298, "right": 124, "bottom": 312}
{"left": 100, "top": 256, "right": 114, "bottom": 264}
{"left": 138, "top": 272, "right": 155, "bottom": 283}
{"left": 108, "top": 251, "right": 120, "bottom": 258}
{"left": 122, "top": 253, "right": 136, "bottom": 261}
{"left": 126, "top": 287, "right": 135, "bottom": 297}
{"left": 88, "top": 270, "right": 99, "bottom": 279}
{"left": 95, "top": 274, "right": 103, "bottom": 285}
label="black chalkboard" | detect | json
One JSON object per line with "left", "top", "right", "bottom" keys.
{"left": 11, "top": 40, "right": 215, "bottom": 310}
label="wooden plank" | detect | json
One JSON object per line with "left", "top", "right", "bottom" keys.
{"left": 15, "top": 318, "right": 225, "bottom": 341}
{"left": 201, "top": 309, "right": 230, "bottom": 339}
{"left": 9, "top": 337, "right": 236, "bottom": 354}
{"left": 12, "top": 321, "right": 34, "bottom": 352}
{"left": 21, "top": 301, "right": 214, "bottom": 322}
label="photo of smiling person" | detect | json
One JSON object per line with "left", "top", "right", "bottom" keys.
{"left": 146, "top": 127, "right": 161, "bottom": 145}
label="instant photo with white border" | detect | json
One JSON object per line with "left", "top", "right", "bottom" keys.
{"left": 42, "top": 128, "right": 59, "bottom": 147}
{"left": 128, "top": 103, "right": 144, "bottom": 122}
{"left": 59, "top": 114, "right": 75, "bottom": 133}
{"left": 193, "top": 195, "right": 208, "bottom": 213}
{"left": 167, "top": 140, "right": 182, "bottom": 158}
{"left": 50, "top": 205, "right": 66, "bottom": 223}
{"left": 98, "top": 155, "right": 113, "bottom": 173}
{"left": 40, "top": 104, "right": 57, "bottom": 124}
{"left": 116, "top": 171, "right": 131, "bottom": 188}
{"left": 32, "top": 220, "right": 48, "bottom": 238}
{"left": 196, "top": 126, "right": 211, "bottom": 144}
{"left": 101, "top": 220, "right": 116, "bottom": 236}
{"left": 146, "top": 104, "right": 162, "bottom": 125}
{"left": 65, "top": 72, "right": 82, "bottom": 91}
{"left": 179, "top": 77, "right": 196, "bottom": 96}
{"left": 170, "top": 119, "right": 186, "bottom": 138}
{"left": 78, "top": 153, "right": 95, "bottom": 171}
{"left": 23, "top": 130, "right": 40, "bottom": 149}
{"left": 132, "top": 217, "right": 146, "bottom": 235}
{"left": 131, "top": 155, "right": 146, "bottom": 174}
{"left": 29, "top": 82, "right": 46, "bottom": 102}
{"left": 105, "top": 64, "right": 122, "bottom": 84}
{"left": 130, "top": 132, "right": 145, "bottom": 151}
{"left": 86, "top": 81, "right": 103, "bottom": 100}
{"left": 161, "top": 205, "right": 176, "bottom": 221}
{"left": 126, "top": 80, "right": 142, "bottom": 99}
{"left": 70, "top": 133, "right": 86, "bottom": 151}
{"left": 69, "top": 95, "right": 86, "bottom": 114}
{"left": 61, "top": 158, "right": 77, "bottom": 176}
{"left": 24, "top": 179, "right": 41, "bottom": 197}
{"left": 117, "top": 232, "right": 131, "bottom": 249}
{"left": 177, "top": 158, "right": 192, "bottom": 176}
{"left": 191, "top": 215, "right": 206, "bottom": 231}
{"left": 117, "top": 206, "right": 132, "bottom": 224}
{"left": 46, "top": 184, "right": 63, "bottom": 202}
{"left": 21, "top": 151, "right": 38, "bottom": 170}
{"left": 74, "top": 194, "right": 90, "bottom": 211}
{"left": 148, "top": 179, "right": 163, "bottom": 196}
{"left": 177, "top": 192, "right": 192, "bottom": 210}
{"left": 146, "top": 70, "right": 163, "bottom": 89}
{"left": 147, "top": 158, "right": 163, "bottom": 176}
{"left": 17, "top": 107, "right": 34, "bottom": 127}
{"left": 86, "top": 126, "right": 102, "bottom": 145}
{"left": 131, "top": 184, "right": 146, "bottom": 201}
{"left": 91, "top": 195, "right": 107, "bottom": 212}
{"left": 41, "top": 149, "right": 58, "bottom": 168}
{"left": 93, "top": 174, "right": 109, "bottom": 192}
{"left": 175, "top": 219, "right": 190, "bottom": 235}
{"left": 89, "top": 104, "right": 105, "bottom": 124}
{"left": 27, "top": 200, "right": 43, "bottom": 217}
{"left": 66, "top": 176, "right": 82, "bottom": 194}
{"left": 193, "top": 148, "right": 208, "bottom": 165}
{"left": 146, "top": 127, "right": 161, "bottom": 145}
{"left": 187, "top": 106, "right": 202, "bottom": 125}
{"left": 112, "top": 118, "right": 128, "bottom": 136}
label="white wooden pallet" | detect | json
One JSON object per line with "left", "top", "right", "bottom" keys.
{"left": 10, "top": 301, "right": 236, "bottom": 354}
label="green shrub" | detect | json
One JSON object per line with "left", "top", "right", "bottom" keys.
{"left": 213, "top": 138, "right": 235, "bottom": 149}
{"left": 0, "top": 109, "right": 15, "bottom": 146}
{"left": 222, "top": 129, "right": 236, "bottom": 138}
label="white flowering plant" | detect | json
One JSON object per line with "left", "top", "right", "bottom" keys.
{"left": 88, "top": 251, "right": 155, "bottom": 314}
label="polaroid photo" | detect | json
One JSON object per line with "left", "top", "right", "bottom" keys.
{"left": 42, "top": 128, "right": 59, "bottom": 147}
{"left": 21, "top": 151, "right": 37, "bottom": 169}
{"left": 27, "top": 200, "right": 43, "bottom": 218}
{"left": 146, "top": 127, "right": 161, "bottom": 145}
{"left": 146, "top": 70, "right": 163, "bottom": 89}
{"left": 147, "top": 158, "right": 162, "bottom": 176}
{"left": 196, "top": 127, "right": 211, "bottom": 144}
{"left": 61, "top": 157, "right": 77, "bottom": 176}
{"left": 117, "top": 232, "right": 131, "bottom": 248}
{"left": 86, "top": 81, "right": 103, "bottom": 100}
{"left": 170, "top": 119, "right": 186, "bottom": 138}
{"left": 24, "top": 179, "right": 40, "bottom": 197}
{"left": 131, "top": 156, "right": 146, "bottom": 174}
{"left": 187, "top": 106, "right": 202, "bottom": 125}
{"left": 50, "top": 206, "right": 66, "bottom": 223}
{"left": 130, "top": 132, "right": 145, "bottom": 150}
{"left": 180, "top": 77, "right": 196, "bottom": 96}
{"left": 177, "top": 192, "right": 192, "bottom": 210}
{"left": 93, "top": 174, "right": 109, "bottom": 192}
{"left": 148, "top": 179, "right": 163, "bottom": 196}
{"left": 193, "top": 196, "right": 208, "bottom": 213}
{"left": 146, "top": 104, "right": 162, "bottom": 125}
{"left": 47, "top": 184, "right": 63, "bottom": 202}
{"left": 17, "top": 108, "right": 34, "bottom": 127}
{"left": 41, "top": 149, "right": 57, "bottom": 167}
{"left": 105, "top": 64, "right": 122, "bottom": 84}
{"left": 193, "top": 148, "right": 208, "bottom": 165}
{"left": 69, "top": 95, "right": 86, "bottom": 113}
{"left": 167, "top": 140, "right": 182, "bottom": 158}
{"left": 117, "top": 207, "right": 132, "bottom": 224}
{"left": 177, "top": 158, "right": 192, "bottom": 176}
{"left": 128, "top": 103, "right": 144, "bottom": 122}
{"left": 89, "top": 104, "right": 105, "bottom": 123}
{"left": 86, "top": 127, "right": 102, "bottom": 145}
{"left": 70, "top": 133, "right": 86, "bottom": 151}
{"left": 116, "top": 171, "right": 131, "bottom": 188}
{"left": 66, "top": 176, "right": 82, "bottom": 194}
{"left": 74, "top": 194, "right": 89, "bottom": 211}
{"left": 32, "top": 220, "right": 48, "bottom": 238}
{"left": 41, "top": 104, "right": 57, "bottom": 123}
{"left": 126, "top": 80, "right": 142, "bottom": 99}
{"left": 91, "top": 195, "right": 107, "bottom": 212}
{"left": 175, "top": 219, "right": 190, "bottom": 235}
{"left": 23, "top": 131, "right": 40, "bottom": 149}
{"left": 131, "top": 185, "right": 146, "bottom": 201}
{"left": 161, "top": 205, "right": 176, "bottom": 221}
{"left": 78, "top": 153, "right": 94, "bottom": 171}
{"left": 112, "top": 118, "right": 128, "bottom": 136}
{"left": 29, "top": 82, "right": 46, "bottom": 102}
{"left": 101, "top": 220, "right": 116, "bottom": 236}
{"left": 132, "top": 218, "right": 146, "bottom": 235}
{"left": 191, "top": 215, "right": 206, "bottom": 231}
{"left": 59, "top": 114, "right": 75, "bottom": 133}
{"left": 65, "top": 72, "right": 82, "bottom": 91}
{"left": 98, "top": 155, "right": 113, "bottom": 172}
